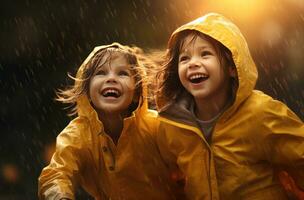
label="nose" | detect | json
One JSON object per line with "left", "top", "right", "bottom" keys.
{"left": 188, "top": 56, "right": 201, "bottom": 69}
{"left": 105, "top": 72, "right": 117, "bottom": 83}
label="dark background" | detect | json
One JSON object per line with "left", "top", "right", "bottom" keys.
{"left": 1, "top": 0, "right": 303, "bottom": 199}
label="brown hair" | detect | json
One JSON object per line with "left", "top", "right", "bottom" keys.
{"left": 155, "top": 30, "right": 236, "bottom": 109}
{"left": 56, "top": 44, "right": 148, "bottom": 115}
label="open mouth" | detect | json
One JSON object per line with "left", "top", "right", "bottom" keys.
{"left": 188, "top": 73, "right": 209, "bottom": 84}
{"left": 102, "top": 88, "right": 121, "bottom": 98}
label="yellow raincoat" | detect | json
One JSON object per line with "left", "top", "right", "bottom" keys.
{"left": 38, "top": 44, "right": 183, "bottom": 200}
{"left": 156, "top": 13, "right": 304, "bottom": 200}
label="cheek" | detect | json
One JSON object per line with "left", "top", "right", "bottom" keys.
{"left": 124, "top": 78, "right": 136, "bottom": 90}
{"left": 88, "top": 81, "right": 94, "bottom": 97}
{"left": 89, "top": 79, "right": 100, "bottom": 98}
{"left": 178, "top": 64, "right": 187, "bottom": 85}
{"left": 177, "top": 64, "right": 184, "bottom": 79}
{"left": 88, "top": 85, "right": 95, "bottom": 100}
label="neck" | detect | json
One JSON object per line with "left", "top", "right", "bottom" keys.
{"left": 195, "top": 91, "right": 231, "bottom": 121}
{"left": 99, "top": 112, "right": 124, "bottom": 144}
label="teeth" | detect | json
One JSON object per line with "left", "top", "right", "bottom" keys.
{"left": 189, "top": 74, "right": 207, "bottom": 80}
{"left": 104, "top": 89, "right": 118, "bottom": 95}
{"left": 102, "top": 89, "right": 119, "bottom": 96}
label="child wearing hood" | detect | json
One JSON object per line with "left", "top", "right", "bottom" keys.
{"left": 155, "top": 13, "right": 304, "bottom": 199}
{"left": 38, "top": 43, "right": 184, "bottom": 200}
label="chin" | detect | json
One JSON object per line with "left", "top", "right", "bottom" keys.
{"left": 192, "top": 92, "right": 210, "bottom": 99}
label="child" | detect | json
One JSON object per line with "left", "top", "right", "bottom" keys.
{"left": 38, "top": 43, "right": 183, "bottom": 200}
{"left": 155, "top": 13, "right": 304, "bottom": 199}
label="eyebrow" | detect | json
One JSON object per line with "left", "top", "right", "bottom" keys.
{"left": 180, "top": 45, "right": 212, "bottom": 54}
{"left": 114, "top": 65, "right": 132, "bottom": 70}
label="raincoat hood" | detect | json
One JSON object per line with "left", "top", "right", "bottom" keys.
{"left": 166, "top": 13, "right": 258, "bottom": 119}
{"left": 75, "top": 43, "right": 148, "bottom": 123}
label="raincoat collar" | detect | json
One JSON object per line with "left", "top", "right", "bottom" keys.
{"left": 159, "top": 91, "right": 197, "bottom": 127}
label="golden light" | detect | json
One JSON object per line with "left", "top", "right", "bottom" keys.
{"left": 201, "top": 0, "right": 272, "bottom": 21}
{"left": 259, "top": 20, "right": 283, "bottom": 46}
{"left": 171, "top": 0, "right": 274, "bottom": 24}
{"left": 1, "top": 164, "right": 19, "bottom": 183}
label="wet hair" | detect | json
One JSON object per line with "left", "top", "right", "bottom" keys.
{"left": 56, "top": 44, "right": 147, "bottom": 116}
{"left": 156, "top": 30, "right": 236, "bottom": 109}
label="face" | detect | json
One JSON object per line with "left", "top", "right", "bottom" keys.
{"left": 89, "top": 52, "right": 136, "bottom": 115}
{"left": 178, "top": 34, "right": 235, "bottom": 104}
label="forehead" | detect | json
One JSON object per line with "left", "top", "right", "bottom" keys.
{"left": 102, "top": 51, "right": 128, "bottom": 64}
{"left": 95, "top": 51, "right": 132, "bottom": 69}
{"left": 179, "top": 34, "right": 214, "bottom": 52}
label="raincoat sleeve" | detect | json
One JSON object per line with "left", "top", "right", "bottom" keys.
{"left": 38, "top": 120, "right": 86, "bottom": 200}
{"left": 262, "top": 99, "right": 304, "bottom": 190}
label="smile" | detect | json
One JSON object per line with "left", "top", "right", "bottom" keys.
{"left": 188, "top": 73, "right": 209, "bottom": 84}
{"left": 101, "top": 88, "right": 121, "bottom": 98}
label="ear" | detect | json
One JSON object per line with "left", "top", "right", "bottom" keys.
{"left": 132, "top": 95, "right": 139, "bottom": 104}
{"left": 228, "top": 66, "right": 237, "bottom": 78}
{"left": 132, "top": 90, "right": 140, "bottom": 104}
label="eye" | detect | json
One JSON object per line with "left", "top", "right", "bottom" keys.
{"left": 179, "top": 55, "right": 189, "bottom": 62}
{"left": 201, "top": 51, "right": 212, "bottom": 57}
{"left": 95, "top": 70, "right": 106, "bottom": 75}
{"left": 118, "top": 70, "right": 130, "bottom": 76}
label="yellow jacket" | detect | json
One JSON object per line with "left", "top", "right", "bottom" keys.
{"left": 156, "top": 13, "right": 304, "bottom": 200}
{"left": 38, "top": 44, "right": 183, "bottom": 200}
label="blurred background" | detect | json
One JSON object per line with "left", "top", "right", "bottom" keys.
{"left": 1, "top": 0, "right": 303, "bottom": 199}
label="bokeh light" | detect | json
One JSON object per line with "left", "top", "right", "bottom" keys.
{"left": 1, "top": 164, "right": 20, "bottom": 184}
